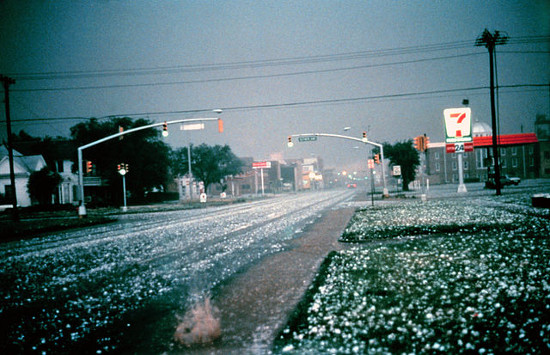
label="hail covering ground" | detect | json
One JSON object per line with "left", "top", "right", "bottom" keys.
{"left": 0, "top": 190, "right": 354, "bottom": 353}
{"left": 276, "top": 192, "right": 550, "bottom": 353}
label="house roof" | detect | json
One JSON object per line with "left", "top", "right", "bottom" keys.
{"left": 0, "top": 145, "right": 23, "bottom": 159}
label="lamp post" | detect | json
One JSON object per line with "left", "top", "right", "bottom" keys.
{"left": 118, "top": 163, "right": 128, "bottom": 212}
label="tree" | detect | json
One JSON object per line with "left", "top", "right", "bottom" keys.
{"left": 378, "top": 140, "right": 420, "bottom": 191}
{"left": 171, "top": 144, "right": 242, "bottom": 193}
{"left": 70, "top": 117, "right": 172, "bottom": 203}
{"left": 27, "top": 167, "right": 62, "bottom": 205}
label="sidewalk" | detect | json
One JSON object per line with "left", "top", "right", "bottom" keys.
{"left": 189, "top": 205, "right": 357, "bottom": 353}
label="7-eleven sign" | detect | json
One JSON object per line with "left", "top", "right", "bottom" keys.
{"left": 444, "top": 108, "right": 472, "bottom": 143}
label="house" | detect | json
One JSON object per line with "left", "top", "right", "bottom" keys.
{"left": 12, "top": 140, "right": 80, "bottom": 205}
{"left": 0, "top": 145, "right": 47, "bottom": 207}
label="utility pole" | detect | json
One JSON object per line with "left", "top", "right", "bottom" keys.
{"left": 476, "top": 29, "right": 508, "bottom": 196}
{"left": 1, "top": 75, "right": 19, "bottom": 221}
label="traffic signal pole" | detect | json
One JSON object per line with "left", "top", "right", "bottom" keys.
{"left": 288, "top": 132, "right": 389, "bottom": 197}
{"left": 77, "top": 117, "right": 222, "bottom": 217}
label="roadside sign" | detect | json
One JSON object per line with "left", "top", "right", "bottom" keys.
{"left": 252, "top": 161, "right": 271, "bottom": 169}
{"left": 444, "top": 108, "right": 472, "bottom": 143}
{"left": 368, "top": 159, "right": 375, "bottom": 169}
{"left": 392, "top": 165, "right": 402, "bottom": 176}
{"left": 298, "top": 136, "right": 317, "bottom": 142}
{"left": 446, "top": 142, "right": 474, "bottom": 153}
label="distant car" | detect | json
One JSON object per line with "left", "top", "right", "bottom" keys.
{"left": 347, "top": 183, "right": 357, "bottom": 189}
{"left": 484, "top": 175, "right": 520, "bottom": 189}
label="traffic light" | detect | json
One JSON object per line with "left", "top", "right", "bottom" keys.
{"left": 218, "top": 119, "right": 224, "bottom": 133}
{"left": 86, "top": 160, "right": 93, "bottom": 174}
{"left": 374, "top": 154, "right": 380, "bottom": 164}
{"left": 423, "top": 135, "right": 430, "bottom": 151}
{"left": 414, "top": 136, "right": 421, "bottom": 151}
{"left": 287, "top": 136, "right": 294, "bottom": 147}
{"left": 162, "top": 121, "right": 168, "bottom": 137}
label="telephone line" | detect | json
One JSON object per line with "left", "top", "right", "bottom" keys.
{"left": 8, "top": 36, "right": 547, "bottom": 81}
{"left": 4, "top": 84, "right": 547, "bottom": 124}
{"left": 11, "top": 52, "right": 484, "bottom": 93}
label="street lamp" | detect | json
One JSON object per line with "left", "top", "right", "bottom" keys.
{"left": 186, "top": 109, "right": 223, "bottom": 201}
{"left": 118, "top": 163, "right": 128, "bottom": 212}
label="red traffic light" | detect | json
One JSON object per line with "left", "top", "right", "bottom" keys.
{"left": 374, "top": 154, "right": 380, "bottom": 164}
{"left": 86, "top": 160, "right": 93, "bottom": 173}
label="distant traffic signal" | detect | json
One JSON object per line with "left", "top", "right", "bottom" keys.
{"left": 414, "top": 135, "right": 427, "bottom": 152}
{"left": 287, "top": 136, "right": 293, "bottom": 147}
{"left": 162, "top": 121, "right": 168, "bottom": 137}
{"left": 414, "top": 136, "right": 421, "bottom": 151}
{"left": 374, "top": 154, "right": 380, "bottom": 164}
{"left": 86, "top": 160, "right": 93, "bottom": 173}
{"left": 218, "top": 119, "right": 224, "bottom": 133}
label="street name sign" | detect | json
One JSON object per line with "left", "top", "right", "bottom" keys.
{"left": 298, "top": 136, "right": 317, "bottom": 142}
{"left": 181, "top": 123, "right": 205, "bottom": 131}
{"left": 444, "top": 108, "right": 472, "bottom": 144}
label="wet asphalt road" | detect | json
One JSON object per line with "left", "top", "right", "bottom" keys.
{"left": 0, "top": 190, "right": 354, "bottom": 353}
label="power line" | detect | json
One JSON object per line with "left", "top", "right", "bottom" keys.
{"left": 10, "top": 53, "right": 484, "bottom": 93}
{"left": 6, "top": 40, "right": 477, "bottom": 80}
{"left": 7, "top": 36, "right": 547, "bottom": 81}
{"left": 4, "top": 84, "right": 547, "bottom": 124}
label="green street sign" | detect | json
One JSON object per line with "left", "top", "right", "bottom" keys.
{"left": 298, "top": 136, "right": 317, "bottom": 142}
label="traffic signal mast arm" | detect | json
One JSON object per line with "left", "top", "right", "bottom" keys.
{"left": 77, "top": 116, "right": 222, "bottom": 217}
{"left": 288, "top": 132, "right": 388, "bottom": 196}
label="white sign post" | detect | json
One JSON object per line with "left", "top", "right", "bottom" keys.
{"left": 253, "top": 161, "right": 271, "bottom": 196}
{"left": 444, "top": 108, "right": 472, "bottom": 193}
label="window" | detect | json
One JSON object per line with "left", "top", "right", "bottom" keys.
{"left": 434, "top": 152, "right": 440, "bottom": 160}
{"left": 511, "top": 147, "right": 517, "bottom": 156}
{"left": 476, "top": 149, "right": 488, "bottom": 169}
{"left": 501, "top": 158, "right": 507, "bottom": 168}
{"left": 544, "top": 151, "right": 550, "bottom": 160}
{"left": 464, "top": 161, "right": 469, "bottom": 170}
{"left": 452, "top": 161, "right": 457, "bottom": 171}
{"left": 512, "top": 157, "right": 518, "bottom": 168}
{"left": 529, "top": 146, "right": 534, "bottom": 155}
{"left": 435, "top": 162, "right": 440, "bottom": 172}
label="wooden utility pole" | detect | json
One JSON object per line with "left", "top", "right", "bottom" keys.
{"left": 1, "top": 74, "right": 19, "bottom": 221}
{"left": 475, "top": 29, "right": 508, "bottom": 196}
